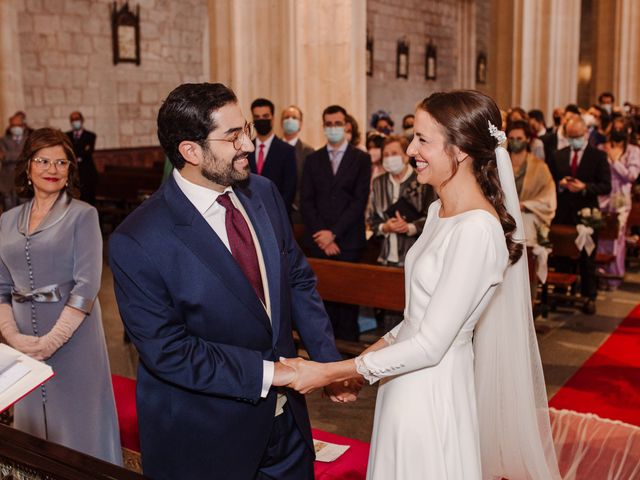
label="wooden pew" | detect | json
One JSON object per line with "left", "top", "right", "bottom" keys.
{"left": 301, "top": 258, "right": 404, "bottom": 357}
{"left": 91, "top": 146, "right": 165, "bottom": 233}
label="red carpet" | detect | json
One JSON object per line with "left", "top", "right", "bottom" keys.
{"left": 550, "top": 304, "right": 640, "bottom": 426}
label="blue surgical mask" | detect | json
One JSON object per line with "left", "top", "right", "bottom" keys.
{"left": 324, "top": 126, "right": 345, "bottom": 144}
{"left": 10, "top": 126, "right": 23, "bottom": 137}
{"left": 282, "top": 118, "right": 300, "bottom": 135}
{"left": 568, "top": 137, "right": 585, "bottom": 150}
{"left": 71, "top": 120, "right": 82, "bottom": 130}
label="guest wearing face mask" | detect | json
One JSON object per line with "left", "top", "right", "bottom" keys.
{"left": 368, "top": 135, "right": 435, "bottom": 267}
{"left": 550, "top": 116, "right": 611, "bottom": 314}
{"left": 366, "top": 131, "right": 387, "bottom": 182}
{"left": 597, "top": 117, "right": 640, "bottom": 289}
{"left": 300, "top": 104, "right": 371, "bottom": 341}
{"left": 0, "top": 114, "right": 29, "bottom": 210}
{"left": 598, "top": 92, "right": 615, "bottom": 116}
{"left": 65, "top": 111, "right": 97, "bottom": 205}
{"left": 281, "top": 106, "right": 314, "bottom": 224}
{"left": 370, "top": 110, "right": 394, "bottom": 135}
{"left": 248, "top": 98, "right": 297, "bottom": 215}
{"left": 402, "top": 114, "right": 415, "bottom": 141}
{"left": 506, "top": 121, "right": 556, "bottom": 246}
{"left": 587, "top": 105, "right": 610, "bottom": 148}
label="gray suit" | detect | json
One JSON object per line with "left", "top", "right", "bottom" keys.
{"left": 0, "top": 194, "right": 122, "bottom": 465}
{"left": 292, "top": 138, "right": 314, "bottom": 223}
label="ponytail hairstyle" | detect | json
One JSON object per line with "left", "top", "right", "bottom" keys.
{"left": 419, "top": 90, "right": 523, "bottom": 264}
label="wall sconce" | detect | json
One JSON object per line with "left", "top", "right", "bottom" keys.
{"left": 476, "top": 52, "right": 487, "bottom": 84}
{"left": 396, "top": 38, "right": 409, "bottom": 79}
{"left": 366, "top": 32, "right": 373, "bottom": 77}
{"left": 425, "top": 40, "right": 437, "bottom": 81}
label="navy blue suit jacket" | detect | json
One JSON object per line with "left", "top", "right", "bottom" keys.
{"left": 300, "top": 144, "right": 371, "bottom": 254}
{"left": 109, "top": 174, "right": 341, "bottom": 479}
{"left": 248, "top": 136, "right": 297, "bottom": 214}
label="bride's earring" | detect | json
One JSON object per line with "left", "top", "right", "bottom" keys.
{"left": 27, "top": 178, "right": 32, "bottom": 186}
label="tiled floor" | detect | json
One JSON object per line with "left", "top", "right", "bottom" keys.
{"left": 100, "top": 255, "right": 640, "bottom": 444}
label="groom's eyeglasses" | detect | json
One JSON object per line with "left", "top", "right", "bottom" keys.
{"left": 207, "top": 122, "right": 257, "bottom": 151}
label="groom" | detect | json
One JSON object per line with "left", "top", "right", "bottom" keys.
{"left": 109, "top": 83, "right": 354, "bottom": 479}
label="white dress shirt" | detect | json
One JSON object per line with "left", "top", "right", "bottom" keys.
{"left": 172, "top": 169, "right": 276, "bottom": 399}
{"left": 285, "top": 136, "right": 299, "bottom": 147}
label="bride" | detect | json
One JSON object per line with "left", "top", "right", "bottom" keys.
{"left": 278, "top": 90, "right": 561, "bottom": 479}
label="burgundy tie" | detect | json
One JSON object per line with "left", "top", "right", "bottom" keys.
{"left": 217, "top": 193, "right": 265, "bottom": 304}
{"left": 570, "top": 150, "right": 578, "bottom": 177}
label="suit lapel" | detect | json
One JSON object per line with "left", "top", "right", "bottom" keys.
{"left": 235, "top": 184, "right": 282, "bottom": 345}
{"left": 164, "top": 178, "right": 272, "bottom": 334}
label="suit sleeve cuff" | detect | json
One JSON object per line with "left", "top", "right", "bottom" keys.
{"left": 261, "top": 360, "right": 274, "bottom": 398}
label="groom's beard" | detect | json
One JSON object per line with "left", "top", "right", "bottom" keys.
{"left": 201, "top": 147, "right": 250, "bottom": 187}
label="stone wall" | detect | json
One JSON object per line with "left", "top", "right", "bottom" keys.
{"left": 15, "top": 0, "right": 207, "bottom": 148}
{"left": 366, "top": 0, "right": 461, "bottom": 132}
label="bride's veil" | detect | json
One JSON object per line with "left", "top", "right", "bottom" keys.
{"left": 474, "top": 144, "right": 562, "bottom": 479}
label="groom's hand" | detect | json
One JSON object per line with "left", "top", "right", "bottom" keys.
{"left": 272, "top": 361, "right": 296, "bottom": 387}
{"left": 280, "top": 357, "right": 329, "bottom": 394}
{"left": 324, "top": 378, "right": 363, "bottom": 403}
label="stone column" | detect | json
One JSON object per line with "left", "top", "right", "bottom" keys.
{"left": 489, "top": 0, "right": 581, "bottom": 115}
{"left": 613, "top": 0, "right": 640, "bottom": 104}
{"left": 208, "top": 0, "right": 366, "bottom": 149}
{"left": 0, "top": 0, "right": 25, "bottom": 124}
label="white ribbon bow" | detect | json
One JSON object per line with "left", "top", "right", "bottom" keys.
{"left": 575, "top": 224, "right": 595, "bottom": 255}
{"left": 531, "top": 244, "right": 551, "bottom": 284}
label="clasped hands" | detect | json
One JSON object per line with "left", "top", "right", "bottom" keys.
{"left": 273, "top": 357, "right": 363, "bottom": 403}
{"left": 313, "top": 230, "right": 340, "bottom": 257}
{"left": 383, "top": 211, "right": 410, "bottom": 234}
{"left": 560, "top": 176, "right": 586, "bottom": 193}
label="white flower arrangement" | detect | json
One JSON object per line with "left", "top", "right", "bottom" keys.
{"left": 578, "top": 207, "right": 603, "bottom": 229}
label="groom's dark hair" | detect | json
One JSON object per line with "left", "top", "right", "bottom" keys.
{"left": 157, "top": 83, "right": 238, "bottom": 169}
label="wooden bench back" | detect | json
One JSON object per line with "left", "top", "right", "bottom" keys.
{"left": 307, "top": 258, "right": 405, "bottom": 312}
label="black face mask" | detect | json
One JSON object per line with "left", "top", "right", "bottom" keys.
{"left": 610, "top": 129, "right": 627, "bottom": 143}
{"left": 254, "top": 119, "right": 272, "bottom": 136}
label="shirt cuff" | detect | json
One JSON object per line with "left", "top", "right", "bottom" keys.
{"left": 407, "top": 223, "right": 418, "bottom": 237}
{"left": 378, "top": 223, "right": 389, "bottom": 237}
{"left": 261, "top": 360, "right": 274, "bottom": 398}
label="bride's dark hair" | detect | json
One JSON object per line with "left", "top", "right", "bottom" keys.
{"left": 419, "top": 90, "right": 522, "bottom": 264}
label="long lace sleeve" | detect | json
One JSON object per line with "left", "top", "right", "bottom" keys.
{"left": 356, "top": 220, "right": 505, "bottom": 384}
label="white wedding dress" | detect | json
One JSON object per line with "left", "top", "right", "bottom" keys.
{"left": 357, "top": 199, "right": 508, "bottom": 479}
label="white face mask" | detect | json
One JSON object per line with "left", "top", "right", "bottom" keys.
{"left": 582, "top": 113, "right": 596, "bottom": 128}
{"left": 383, "top": 155, "right": 405, "bottom": 175}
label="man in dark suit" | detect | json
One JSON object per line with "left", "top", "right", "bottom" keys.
{"left": 66, "top": 111, "right": 98, "bottom": 205}
{"left": 248, "top": 98, "right": 297, "bottom": 215}
{"left": 109, "top": 83, "right": 354, "bottom": 480}
{"left": 550, "top": 116, "right": 611, "bottom": 314}
{"left": 281, "top": 105, "right": 314, "bottom": 223}
{"left": 301, "top": 105, "right": 371, "bottom": 340}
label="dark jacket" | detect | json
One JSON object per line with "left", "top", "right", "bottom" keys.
{"left": 248, "top": 136, "right": 297, "bottom": 214}
{"left": 300, "top": 144, "right": 371, "bottom": 253}
{"left": 109, "top": 174, "right": 341, "bottom": 479}
{"left": 550, "top": 145, "right": 611, "bottom": 225}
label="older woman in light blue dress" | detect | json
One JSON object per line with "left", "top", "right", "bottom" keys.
{"left": 0, "top": 128, "right": 122, "bottom": 465}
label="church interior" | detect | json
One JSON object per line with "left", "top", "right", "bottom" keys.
{"left": 0, "top": 0, "right": 639, "bottom": 478}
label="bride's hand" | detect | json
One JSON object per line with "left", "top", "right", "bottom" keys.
{"left": 280, "top": 357, "right": 330, "bottom": 394}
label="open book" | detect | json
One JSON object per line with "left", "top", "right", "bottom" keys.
{"left": 0, "top": 343, "right": 54, "bottom": 413}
